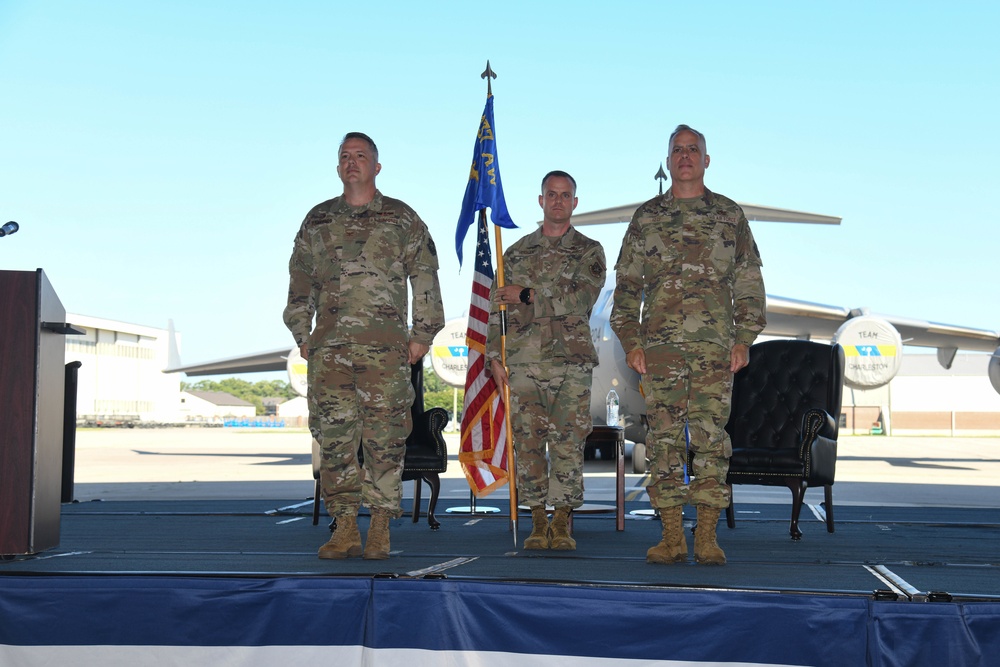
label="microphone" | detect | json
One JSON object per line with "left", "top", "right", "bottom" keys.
{"left": 0, "top": 221, "right": 19, "bottom": 237}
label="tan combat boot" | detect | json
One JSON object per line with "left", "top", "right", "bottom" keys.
{"left": 524, "top": 506, "right": 550, "bottom": 550}
{"left": 363, "top": 509, "right": 392, "bottom": 560}
{"left": 549, "top": 507, "right": 576, "bottom": 550}
{"left": 646, "top": 505, "right": 687, "bottom": 564}
{"left": 694, "top": 506, "right": 726, "bottom": 565}
{"left": 318, "top": 512, "right": 362, "bottom": 559}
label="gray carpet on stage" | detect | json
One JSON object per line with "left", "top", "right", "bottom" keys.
{"left": 3, "top": 498, "right": 997, "bottom": 601}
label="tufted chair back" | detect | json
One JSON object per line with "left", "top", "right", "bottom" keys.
{"left": 724, "top": 339, "right": 845, "bottom": 540}
{"left": 400, "top": 364, "right": 450, "bottom": 529}
{"left": 402, "top": 362, "right": 451, "bottom": 476}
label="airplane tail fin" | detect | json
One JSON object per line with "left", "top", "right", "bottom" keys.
{"left": 166, "top": 319, "right": 182, "bottom": 370}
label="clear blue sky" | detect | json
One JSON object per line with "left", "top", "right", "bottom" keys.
{"left": 2, "top": 1, "right": 997, "bottom": 376}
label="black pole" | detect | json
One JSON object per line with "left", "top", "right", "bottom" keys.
{"left": 61, "top": 361, "right": 82, "bottom": 503}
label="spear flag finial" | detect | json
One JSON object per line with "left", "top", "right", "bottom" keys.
{"left": 654, "top": 163, "right": 668, "bottom": 195}
{"left": 481, "top": 60, "right": 497, "bottom": 96}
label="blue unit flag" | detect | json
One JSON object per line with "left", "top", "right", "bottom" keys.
{"left": 454, "top": 95, "right": 517, "bottom": 265}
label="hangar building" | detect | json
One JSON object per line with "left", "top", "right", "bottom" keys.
{"left": 65, "top": 314, "right": 180, "bottom": 423}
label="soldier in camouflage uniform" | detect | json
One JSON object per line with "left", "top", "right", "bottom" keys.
{"left": 611, "top": 125, "right": 766, "bottom": 565}
{"left": 487, "top": 171, "right": 606, "bottom": 551}
{"left": 283, "top": 132, "right": 444, "bottom": 560}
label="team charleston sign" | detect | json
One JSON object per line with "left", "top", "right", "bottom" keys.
{"left": 832, "top": 315, "right": 903, "bottom": 389}
{"left": 430, "top": 317, "right": 469, "bottom": 388}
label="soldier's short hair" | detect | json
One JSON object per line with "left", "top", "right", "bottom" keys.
{"left": 340, "top": 132, "right": 379, "bottom": 162}
{"left": 669, "top": 124, "right": 707, "bottom": 154}
{"left": 541, "top": 170, "right": 577, "bottom": 196}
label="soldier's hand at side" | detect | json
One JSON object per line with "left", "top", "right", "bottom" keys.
{"left": 626, "top": 348, "right": 646, "bottom": 374}
{"left": 408, "top": 340, "right": 429, "bottom": 365}
{"left": 730, "top": 344, "right": 749, "bottom": 373}
{"left": 489, "top": 359, "right": 509, "bottom": 393}
{"left": 299, "top": 343, "right": 309, "bottom": 360}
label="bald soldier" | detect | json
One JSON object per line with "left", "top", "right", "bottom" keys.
{"left": 488, "top": 170, "right": 606, "bottom": 551}
{"left": 284, "top": 132, "right": 444, "bottom": 560}
{"left": 612, "top": 125, "right": 766, "bottom": 565}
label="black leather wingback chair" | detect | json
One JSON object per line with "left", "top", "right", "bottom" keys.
{"left": 724, "top": 340, "right": 845, "bottom": 540}
{"left": 311, "top": 363, "right": 450, "bottom": 529}
{"left": 400, "top": 363, "right": 450, "bottom": 529}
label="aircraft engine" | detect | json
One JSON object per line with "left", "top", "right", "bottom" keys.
{"left": 989, "top": 347, "right": 1000, "bottom": 396}
{"left": 831, "top": 315, "right": 903, "bottom": 389}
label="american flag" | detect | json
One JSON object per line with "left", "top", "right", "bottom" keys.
{"left": 457, "top": 214, "right": 508, "bottom": 496}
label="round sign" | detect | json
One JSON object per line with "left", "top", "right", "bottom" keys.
{"left": 431, "top": 317, "right": 469, "bottom": 388}
{"left": 286, "top": 346, "right": 308, "bottom": 397}
{"left": 832, "top": 316, "right": 903, "bottom": 389}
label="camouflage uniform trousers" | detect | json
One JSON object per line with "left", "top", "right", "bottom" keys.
{"left": 643, "top": 342, "right": 733, "bottom": 510}
{"left": 308, "top": 343, "right": 414, "bottom": 519}
{"left": 506, "top": 362, "right": 593, "bottom": 509}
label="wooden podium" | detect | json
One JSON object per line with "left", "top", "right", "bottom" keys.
{"left": 0, "top": 269, "right": 78, "bottom": 556}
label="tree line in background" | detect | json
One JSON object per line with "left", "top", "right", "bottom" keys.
{"left": 181, "top": 367, "right": 463, "bottom": 419}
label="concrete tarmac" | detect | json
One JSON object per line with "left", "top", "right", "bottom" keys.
{"left": 68, "top": 427, "right": 1000, "bottom": 510}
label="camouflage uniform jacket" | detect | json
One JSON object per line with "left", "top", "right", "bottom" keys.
{"left": 283, "top": 190, "right": 445, "bottom": 350}
{"left": 611, "top": 187, "right": 765, "bottom": 353}
{"left": 487, "top": 226, "right": 606, "bottom": 367}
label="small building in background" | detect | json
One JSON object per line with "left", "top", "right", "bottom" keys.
{"left": 179, "top": 391, "right": 255, "bottom": 423}
{"left": 277, "top": 396, "right": 308, "bottom": 428}
{"left": 261, "top": 397, "right": 283, "bottom": 416}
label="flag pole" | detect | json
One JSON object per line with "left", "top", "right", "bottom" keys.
{"left": 481, "top": 60, "right": 519, "bottom": 544}
{"left": 492, "top": 216, "right": 518, "bottom": 543}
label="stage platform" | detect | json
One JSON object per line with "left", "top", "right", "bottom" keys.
{"left": 4, "top": 496, "right": 998, "bottom": 601}
{"left": 4, "top": 432, "right": 1000, "bottom": 664}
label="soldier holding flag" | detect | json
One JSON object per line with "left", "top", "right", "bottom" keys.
{"left": 487, "top": 171, "right": 606, "bottom": 550}
{"left": 455, "top": 66, "right": 519, "bottom": 522}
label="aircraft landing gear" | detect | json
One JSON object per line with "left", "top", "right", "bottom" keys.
{"left": 632, "top": 441, "right": 648, "bottom": 474}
